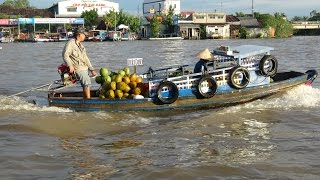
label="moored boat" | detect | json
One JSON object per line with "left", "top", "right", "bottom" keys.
{"left": 33, "top": 32, "right": 68, "bottom": 42}
{"left": 149, "top": 37, "right": 184, "bottom": 40}
{"left": 47, "top": 45, "right": 318, "bottom": 112}
{"left": 88, "top": 30, "right": 106, "bottom": 42}
{"left": 149, "top": 33, "right": 184, "bottom": 40}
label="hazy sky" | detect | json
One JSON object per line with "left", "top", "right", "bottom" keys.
{"left": 0, "top": 0, "right": 318, "bottom": 18}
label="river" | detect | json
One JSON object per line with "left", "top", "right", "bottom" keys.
{"left": 0, "top": 36, "right": 320, "bottom": 179}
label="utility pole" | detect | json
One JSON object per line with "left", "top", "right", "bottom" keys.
{"left": 252, "top": 0, "right": 254, "bottom": 17}
{"left": 113, "top": 0, "right": 117, "bottom": 32}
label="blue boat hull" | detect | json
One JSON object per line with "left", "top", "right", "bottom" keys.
{"left": 48, "top": 71, "right": 311, "bottom": 112}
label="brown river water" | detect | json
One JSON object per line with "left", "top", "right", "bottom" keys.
{"left": 0, "top": 37, "right": 320, "bottom": 179}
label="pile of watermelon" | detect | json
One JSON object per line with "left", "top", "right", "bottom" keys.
{"left": 95, "top": 67, "right": 146, "bottom": 99}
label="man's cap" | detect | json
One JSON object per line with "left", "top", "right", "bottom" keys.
{"left": 74, "top": 27, "right": 88, "bottom": 36}
{"left": 196, "top": 48, "right": 215, "bottom": 61}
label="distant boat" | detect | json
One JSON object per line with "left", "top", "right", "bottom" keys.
{"left": 149, "top": 36, "right": 184, "bottom": 40}
{"left": 149, "top": 33, "right": 183, "bottom": 40}
{"left": 33, "top": 32, "right": 68, "bottom": 42}
{"left": 0, "top": 28, "right": 14, "bottom": 43}
{"left": 0, "top": 36, "right": 14, "bottom": 43}
{"left": 121, "top": 32, "right": 137, "bottom": 41}
{"left": 88, "top": 30, "right": 106, "bottom": 42}
{"left": 105, "top": 31, "right": 122, "bottom": 41}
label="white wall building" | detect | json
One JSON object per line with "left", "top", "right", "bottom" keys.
{"left": 49, "top": 0, "right": 119, "bottom": 18}
{"left": 143, "top": 0, "right": 180, "bottom": 16}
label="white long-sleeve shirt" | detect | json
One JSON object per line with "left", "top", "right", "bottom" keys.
{"left": 62, "top": 39, "right": 94, "bottom": 73}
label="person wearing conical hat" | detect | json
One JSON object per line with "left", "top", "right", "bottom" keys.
{"left": 194, "top": 48, "right": 215, "bottom": 73}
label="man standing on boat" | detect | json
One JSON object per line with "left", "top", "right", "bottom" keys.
{"left": 194, "top": 48, "right": 215, "bottom": 73}
{"left": 62, "top": 27, "right": 97, "bottom": 99}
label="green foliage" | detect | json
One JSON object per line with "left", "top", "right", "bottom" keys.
{"left": 117, "top": 10, "right": 126, "bottom": 26}
{"left": 275, "top": 18, "right": 293, "bottom": 38}
{"left": 255, "top": 13, "right": 293, "bottom": 38}
{"left": 103, "top": 10, "right": 140, "bottom": 32}
{"left": 35, "top": 24, "right": 49, "bottom": 32}
{"left": 65, "top": 24, "right": 73, "bottom": 31}
{"left": 290, "top": 10, "right": 320, "bottom": 21}
{"left": 2, "top": 0, "right": 30, "bottom": 8}
{"left": 2, "top": 0, "right": 14, "bottom": 6}
{"left": 81, "top": 9, "right": 99, "bottom": 28}
{"left": 235, "top": 12, "right": 246, "bottom": 17}
{"left": 150, "top": 16, "right": 161, "bottom": 38}
{"left": 103, "top": 9, "right": 118, "bottom": 30}
{"left": 239, "top": 27, "right": 248, "bottom": 39}
{"left": 117, "top": 10, "right": 140, "bottom": 32}
{"left": 291, "top": 16, "right": 304, "bottom": 21}
{"left": 308, "top": 10, "right": 320, "bottom": 21}
{"left": 0, "top": 13, "right": 9, "bottom": 18}
{"left": 199, "top": 24, "right": 207, "bottom": 39}
{"left": 310, "top": 10, "right": 317, "bottom": 17}
{"left": 163, "top": 5, "right": 175, "bottom": 33}
{"left": 256, "top": 14, "right": 277, "bottom": 28}
{"left": 126, "top": 15, "right": 140, "bottom": 32}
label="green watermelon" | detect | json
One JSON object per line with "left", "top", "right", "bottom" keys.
{"left": 95, "top": 76, "right": 104, "bottom": 84}
{"left": 100, "top": 67, "right": 109, "bottom": 77}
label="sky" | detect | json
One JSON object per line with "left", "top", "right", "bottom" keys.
{"left": 0, "top": 0, "right": 319, "bottom": 18}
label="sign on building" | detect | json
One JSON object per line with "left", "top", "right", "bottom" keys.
{"left": 150, "top": 8, "right": 155, "bottom": 14}
{"left": 18, "top": 18, "right": 84, "bottom": 25}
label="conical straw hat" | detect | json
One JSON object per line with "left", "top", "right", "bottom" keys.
{"left": 196, "top": 48, "right": 215, "bottom": 60}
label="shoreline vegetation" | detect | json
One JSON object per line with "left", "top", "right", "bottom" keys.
{"left": 1, "top": 1, "right": 320, "bottom": 41}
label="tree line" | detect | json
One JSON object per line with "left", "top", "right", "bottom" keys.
{"left": 292, "top": 10, "right": 320, "bottom": 21}
{"left": 1, "top": 0, "right": 319, "bottom": 37}
{"left": 0, "top": 0, "right": 52, "bottom": 18}
{"left": 81, "top": 9, "right": 140, "bottom": 33}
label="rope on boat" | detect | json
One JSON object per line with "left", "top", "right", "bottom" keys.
{"left": 242, "top": 70, "right": 269, "bottom": 85}
{"left": 6, "top": 80, "right": 60, "bottom": 98}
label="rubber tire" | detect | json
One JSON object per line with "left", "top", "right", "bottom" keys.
{"left": 196, "top": 76, "right": 217, "bottom": 98}
{"left": 229, "top": 66, "right": 250, "bottom": 89}
{"left": 156, "top": 81, "right": 179, "bottom": 104}
{"left": 259, "top": 55, "right": 278, "bottom": 77}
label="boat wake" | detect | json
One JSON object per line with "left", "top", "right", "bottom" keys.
{"left": 1, "top": 85, "right": 319, "bottom": 115}
{"left": 223, "top": 85, "right": 320, "bottom": 113}
{"left": 0, "top": 95, "right": 72, "bottom": 113}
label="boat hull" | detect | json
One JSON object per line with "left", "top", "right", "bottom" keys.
{"left": 149, "top": 37, "right": 184, "bottom": 40}
{"left": 48, "top": 71, "right": 309, "bottom": 112}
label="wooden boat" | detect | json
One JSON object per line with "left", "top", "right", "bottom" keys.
{"left": 149, "top": 37, "right": 184, "bottom": 40}
{"left": 33, "top": 32, "right": 68, "bottom": 42}
{"left": 47, "top": 45, "right": 318, "bottom": 112}
{"left": 149, "top": 33, "right": 184, "bottom": 40}
{"left": 0, "top": 28, "right": 14, "bottom": 43}
{"left": 88, "top": 30, "right": 106, "bottom": 42}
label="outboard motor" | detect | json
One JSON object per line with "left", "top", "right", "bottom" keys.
{"left": 57, "top": 63, "right": 77, "bottom": 85}
{"left": 305, "top": 69, "right": 318, "bottom": 86}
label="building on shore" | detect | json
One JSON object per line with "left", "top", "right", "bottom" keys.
{"left": 227, "top": 15, "right": 241, "bottom": 39}
{"left": 237, "top": 16, "right": 266, "bottom": 38}
{"left": 48, "top": 0, "right": 119, "bottom": 18}
{"left": 143, "top": 0, "right": 181, "bottom": 17}
{"left": 0, "top": 19, "right": 18, "bottom": 42}
{"left": 179, "top": 12, "right": 230, "bottom": 40}
{"left": 140, "top": 0, "right": 181, "bottom": 39}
